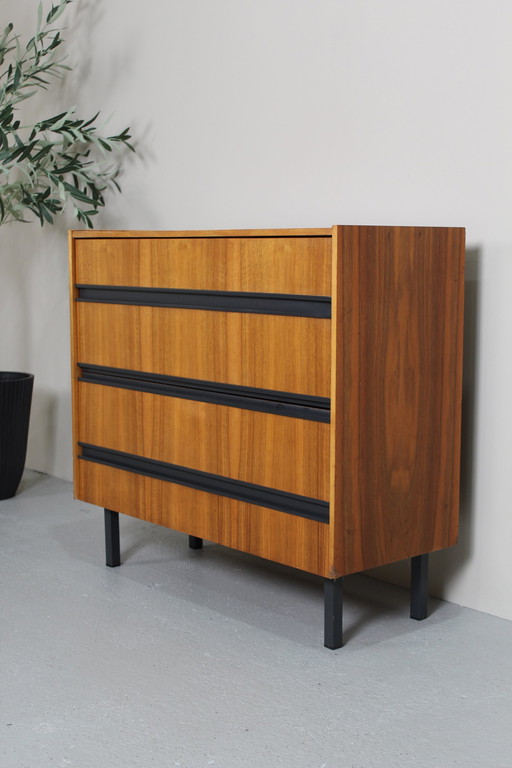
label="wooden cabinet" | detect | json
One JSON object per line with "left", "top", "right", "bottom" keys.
{"left": 69, "top": 226, "right": 465, "bottom": 648}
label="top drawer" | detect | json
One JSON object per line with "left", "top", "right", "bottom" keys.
{"left": 74, "top": 236, "right": 332, "bottom": 297}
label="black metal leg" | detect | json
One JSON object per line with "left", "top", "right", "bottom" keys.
{"left": 104, "top": 509, "right": 121, "bottom": 567}
{"left": 410, "top": 553, "right": 429, "bottom": 620}
{"left": 324, "top": 578, "right": 343, "bottom": 649}
{"left": 189, "top": 535, "right": 203, "bottom": 550}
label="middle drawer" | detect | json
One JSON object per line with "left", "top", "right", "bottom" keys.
{"left": 75, "top": 303, "right": 331, "bottom": 397}
{"left": 77, "top": 382, "right": 330, "bottom": 501}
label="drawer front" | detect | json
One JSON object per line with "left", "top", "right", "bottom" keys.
{"left": 76, "top": 460, "right": 332, "bottom": 577}
{"left": 71, "top": 232, "right": 334, "bottom": 577}
{"left": 75, "top": 236, "right": 332, "bottom": 296}
{"left": 76, "top": 382, "right": 330, "bottom": 501}
{"left": 75, "top": 304, "right": 330, "bottom": 397}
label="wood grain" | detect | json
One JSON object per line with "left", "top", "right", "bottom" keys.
{"left": 75, "top": 237, "right": 331, "bottom": 296}
{"left": 71, "top": 228, "right": 332, "bottom": 239}
{"left": 76, "top": 460, "right": 332, "bottom": 577}
{"left": 75, "top": 304, "right": 331, "bottom": 397}
{"left": 330, "top": 226, "right": 465, "bottom": 576}
{"left": 70, "top": 225, "right": 465, "bottom": 583}
{"left": 77, "top": 383, "right": 330, "bottom": 500}
{"left": 68, "top": 231, "right": 82, "bottom": 490}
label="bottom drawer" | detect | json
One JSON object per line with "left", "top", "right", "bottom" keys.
{"left": 76, "top": 382, "right": 330, "bottom": 500}
{"left": 76, "top": 461, "right": 332, "bottom": 578}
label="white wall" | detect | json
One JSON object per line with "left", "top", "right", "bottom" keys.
{"left": 1, "top": 0, "right": 511, "bottom": 620}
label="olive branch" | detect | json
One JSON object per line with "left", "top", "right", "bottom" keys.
{"left": 0, "top": 0, "right": 134, "bottom": 228}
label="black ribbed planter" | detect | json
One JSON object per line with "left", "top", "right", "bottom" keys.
{"left": 0, "top": 372, "right": 34, "bottom": 500}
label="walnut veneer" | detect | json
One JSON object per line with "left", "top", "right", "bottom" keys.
{"left": 69, "top": 225, "right": 465, "bottom": 647}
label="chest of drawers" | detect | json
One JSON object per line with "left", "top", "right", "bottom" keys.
{"left": 69, "top": 225, "right": 465, "bottom": 648}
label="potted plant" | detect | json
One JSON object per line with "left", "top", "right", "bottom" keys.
{"left": 0, "top": 0, "right": 134, "bottom": 499}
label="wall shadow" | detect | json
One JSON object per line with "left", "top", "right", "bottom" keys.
{"left": 26, "top": 388, "right": 58, "bottom": 474}
{"left": 428, "top": 245, "right": 481, "bottom": 593}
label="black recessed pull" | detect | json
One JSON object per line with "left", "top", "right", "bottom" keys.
{"left": 79, "top": 443, "right": 329, "bottom": 524}
{"left": 78, "top": 364, "right": 330, "bottom": 423}
{"left": 76, "top": 285, "right": 331, "bottom": 318}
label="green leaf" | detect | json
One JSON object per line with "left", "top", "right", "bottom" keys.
{"left": 48, "top": 32, "right": 63, "bottom": 51}
{"left": 48, "top": 107, "right": 76, "bottom": 132}
{"left": 32, "top": 144, "right": 53, "bottom": 162}
{"left": 0, "top": 0, "right": 134, "bottom": 228}
{"left": 37, "top": 3, "right": 43, "bottom": 36}
{"left": 81, "top": 111, "right": 100, "bottom": 129}
{"left": 16, "top": 141, "right": 38, "bottom": 162}
{"left": 46, "top": 1, "right": 72, "bottom": 25}
{"left": 12, "top": 63, "right": 22, "bottom": 90}
{"left": 62, "top": 181, "right": 97, "bottom": 205}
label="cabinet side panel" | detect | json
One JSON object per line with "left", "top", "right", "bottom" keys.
{"left": 331, "top": 226, "right": 465, "bottom": 575}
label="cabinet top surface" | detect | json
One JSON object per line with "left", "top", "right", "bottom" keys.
{"left": 69, "top": 225, "right": 465, "bottom": 240}
{"left": 70, "top": 228, "right": 333, "bottom": 239}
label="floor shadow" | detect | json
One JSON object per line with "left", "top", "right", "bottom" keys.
{"left": 52, "top": 500, "right": 465, "bottom": 651}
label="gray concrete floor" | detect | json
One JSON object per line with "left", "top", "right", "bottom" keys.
{"left": 1, "top": 471, "right": 511, "bottom": 768}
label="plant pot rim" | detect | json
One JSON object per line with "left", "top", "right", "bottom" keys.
{"left": 0, "top": 372, "right": 34, "bottom": 383}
